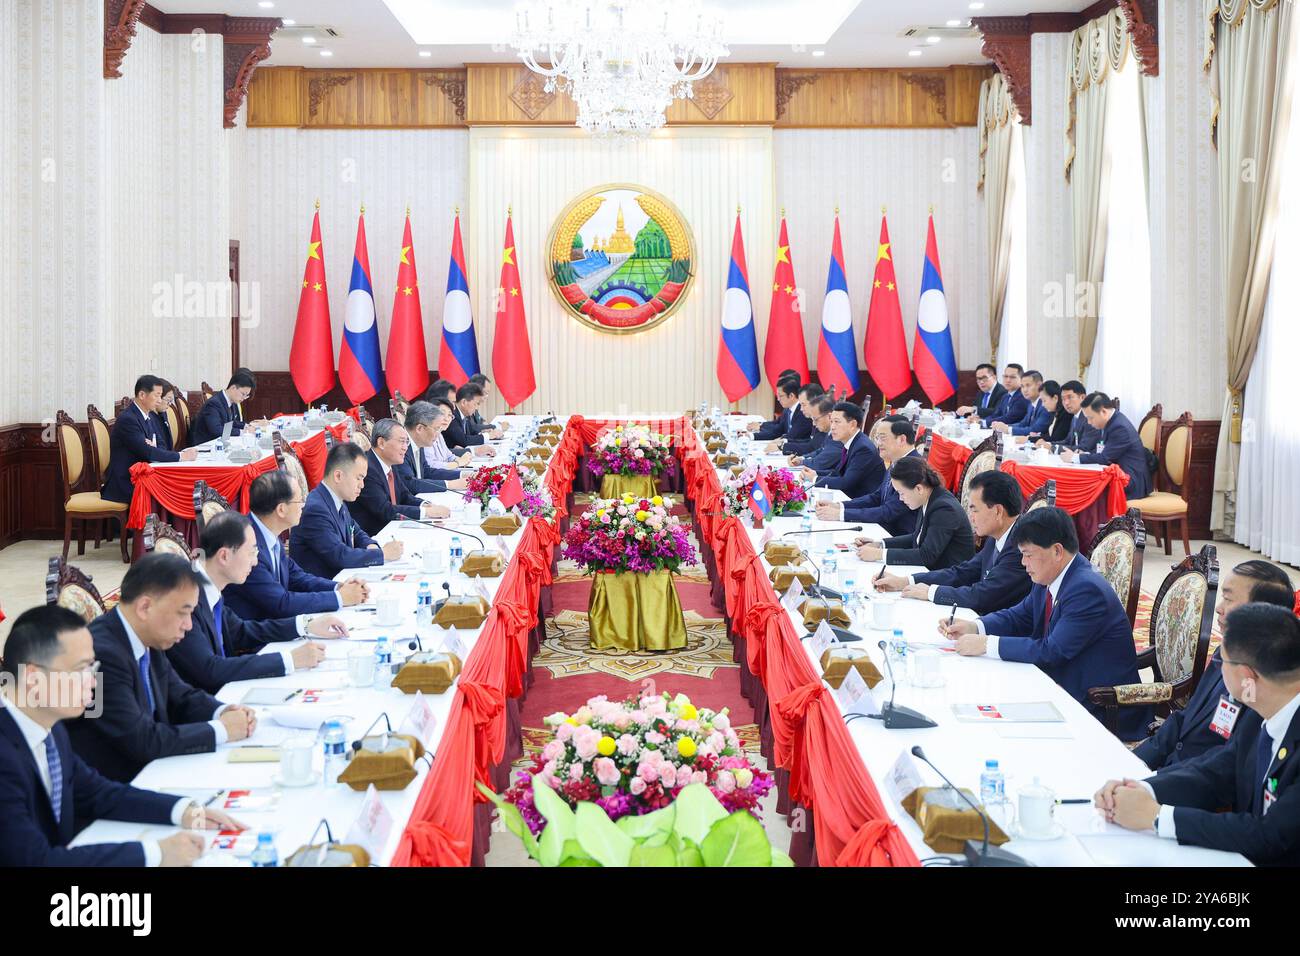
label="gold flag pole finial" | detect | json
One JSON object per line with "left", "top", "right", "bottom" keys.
{"left": 406, "top": 205, "right": 411, "bottom": 218}
{"left": 314, "top": 198, "right": 320, "bottom": 210}
{"left": 881, "top": 204, "right": 887, "bottom": 215}
{"left": 508, "top": 204, "right": 513, "bottom": 216}
{"left": 360, "top": 203, "right": 366, "bottom": 215}
{"left": 737, "top": 203, "right": 741, "bottom": 214}
{"left": 929, "top": 203, "right": 935, "bottom": 215}
{"left": 834, "top": 204, "right": 840, "bottom": 215}
{"left": 780, "top": 206, "right": 786, "bottom": 218}
{"left": 455, "top": 204, "right": 460, "bottom": 215}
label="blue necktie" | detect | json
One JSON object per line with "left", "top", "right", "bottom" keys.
{"left": 138, "top": 651, "right": 156, "bottom": 715}
{"left": 212, "top": 597, "right": 226, "bottom": 658}
{"left": 273, "top": 540, "right": 285, "bottom": 584}
{"left": 44, "top": 735, "right": 63, "bottom": 823}
{"left": 1255, "top": 727, "right": 1275, "bottom": 815}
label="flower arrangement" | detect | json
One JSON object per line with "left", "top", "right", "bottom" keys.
{"left": 562, "top": 494, "right": 697, "bottom": 574}
{"left": 586, "top": 424, "right": 675, "bottom": 479}
{"left": 462, "top": 463, "right": 553, "bottom": 520}
{"left": 497, "top": 692, "right": 774, "bottom": 842}
{"left": 721, "top": 465, "right": 809, "bottom": 519}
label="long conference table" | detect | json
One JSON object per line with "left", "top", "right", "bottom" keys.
{"left": 75, "top": 411, "right": 1246, "bottom": 867}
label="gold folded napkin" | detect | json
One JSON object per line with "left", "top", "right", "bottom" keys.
{"left": 901, "top": 787, "right": 1011, "bottom": 853}
{"left": 701, "top": 430, "right": 726, "bottom": 442}
{"left": 481, "top": 513, "right": 522, "bottom": 535}
{"left": 729, "top": 465, "right": 747, "bottom": 477}
{"left": 713, "top": 454, "right": 740, "bottom": 468}
{"left": 799, "top": 597, "right": 851, "bottom": 628}
{"left": 434, "top": 595, "right": 489, "bottom": 629}
{"left": 763, "top": 541, "right": 802, "bottom": 566}
{"left": 338, "top": 732, "right": 426, "bottom": 791}
{"left": 462, "top": 549, "right": 505, "bottom": 577}
{"left": 818, "top": 646, "right": 883, "bottom": 690}
{"left": 770, "top": 564, "right": 816, "bottom": 590}
{"left": 521, "top": 460, "right": 548, "bottom": 474}
{"left": 285, "top": 843, "right": 371, "bottom": 867}
{"left": 393, "top": 651, "right": 463, "bottom": 695}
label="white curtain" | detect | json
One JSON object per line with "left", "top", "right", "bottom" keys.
{"left": 980, "top": 73, "right": 1019, "bottom": 362}
{"left": 996, "top": 124, "right": 1028, "bottom": 368}
{"left": 1087, "top": 59, "right": 1152, "bottom": 414}
{"left": 1234, "top": 82, "right": 1300, "bottom": 563}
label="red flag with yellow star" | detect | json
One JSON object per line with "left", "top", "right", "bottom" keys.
{"left": 762, "top": 215, "right": 809, "bottom": 388}
{"left": 384, "top": 211, "right": 430, "bottom": 400}
{"left": 289, "top": 206, "right": 336, "bottom": 405}
{"left": 491, "top": 212, "right": 536, "bottom": 409}
{"left": 864, "top": 213, "right": 912, "bottom": 400}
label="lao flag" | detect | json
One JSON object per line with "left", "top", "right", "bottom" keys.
{"left": 716, "top": 213, "right": 761, "bottom": 403}
{"left": 437, "top": 211, "right": 480, "bottom": 387}
{"left": 339, "top": 210, "right": 384, "bottom": 404}
{"left": 816, "top": 214, "right": 859, "bottom": 398}
{"left": 748, "top": 470, "right": 774, "bottom": 521}
{"left": 912, "top": 214, "right": 958, "bottom": 404}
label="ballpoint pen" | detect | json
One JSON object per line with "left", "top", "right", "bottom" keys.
{"left": 948, "top": 603, "right": 958, "bottom": 626}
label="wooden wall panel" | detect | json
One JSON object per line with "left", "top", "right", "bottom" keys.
{"left": 776, "top": 65, "right": 992, "bottom": 128}
{"left": 662, "top": 64, "right": 776, "bottom": 124}
{"left": 247, "top": 67, "right": 466, "bottom": 128}
{"left": 464, "top": 64, "right": 579, "bottom": 125}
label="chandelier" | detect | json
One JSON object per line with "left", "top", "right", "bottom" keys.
{"left": 511, "top": 0, "right": 728, "bottom": 137}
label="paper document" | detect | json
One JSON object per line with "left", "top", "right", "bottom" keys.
{"left": 951, "top": 702, "right": 1065, "bottom": 723}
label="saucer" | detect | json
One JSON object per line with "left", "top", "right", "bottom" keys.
{"left": 272, "top": 772, "right": 319, "bottom": 789}
{"left": 1010, "top": 820, "right": 1066, "bottom": 841}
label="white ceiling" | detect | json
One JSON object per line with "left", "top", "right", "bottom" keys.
{"left": 151, "top": 0, "right": 1096, "bottom": 69}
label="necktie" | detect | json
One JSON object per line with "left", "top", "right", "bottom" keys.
{"left": 838, "top": 445, "right": 848, "bottom": 471}
{"left": 1256, "top": 727, "right": 1275, "bottom": 815}
{"left": 413, "top": 448, "right": 422, "bottom": 479}
{"left": 138, "top": 651, "right": 156, "bottom": 715}
{"left": 387, "top": 469, "right": 398, "bottom": 505}
{"left": 44, "top": 735, "right": 63, "bottom": 823}
{"left": 211, "top": 597, "right": 226, "bottom": 658}
{"left": 340, "top": 505, "right": 353, "bottom": 546}
{"left": 272, "top": 540, "right": 282, "bottom": 581}
{"left": 1042, "top": 589, "right": 1054, "bottom": 637}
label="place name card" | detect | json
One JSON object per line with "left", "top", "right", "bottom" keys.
{"left": 835, "top": 665, "right": 879, "bottom": 718}
{"left": 398, "top": 691, "right": 438, "bottom": 752}
{"left": 345, "top": 784, "right": 394, "bottom": 860}
{"left": 885, "top": 749, "right": 926, "bottom": 806}
{"left": 440, "top": 626, "right": 468, "bottom": 660}
{"left": 807, "top": 620, "right": 836, "bottom": 659}
{"left": 781, "top": 576, "right": 805, "bottom": 613}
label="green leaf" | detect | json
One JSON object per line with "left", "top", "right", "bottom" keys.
{"left": 676, "top": 838, "right": 704, "bottom": 867}
{"left": 529, "top": 777, "right": 576, "bottom": 845}
{"left": 671, "top": 783, "right": 729, "bottom": 846}
{"left": 561, "top": 838, "right": 594, "bottom": 862}
{"left": 574, "top": 802, "right": 634, "bottom": 867}
{"left": 700, "top": 811, "right": 773, "bottom": 867}
{"left": 628, "top": 842, "right": 678, "bottom": 867}
{"left": 538, "top": 813, "right": 566, "bottom": 867}
{"left": 616, "top": 803, "right": 676, "bottom": 841}
{"left": 770, "top": 848, "right": 795, "bottom": 867}
{"left": 475, "top": 781, "right": 539, "bottom": 861}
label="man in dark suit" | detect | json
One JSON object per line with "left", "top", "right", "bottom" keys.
{"left": 0, "top": 605, "right": 246, "bottom": 866}
{"left": 749, "top": 377, "right": 804, "bottom": 442}
{"left": 1060, "top": 392, "right": 1152, "bottom": 499}
{"left": 956, "top": 363, "right": 1007, "bottom": 419}
{"left": 1098, "top": 603, "right": 1300, "bottom": 865}
{"left": 803, "top": 401, "right": 885, "bottom": 499}
{"left": 467, "top": 373, "right": 510, "bottom": 434}
{"left": 153, "top": 387, "right": 176, "bottom": 451}
{"left": 790, "top": 396, "right": 839, "bottom": 474}
{"left": 941, "top": 506, "right": 1149, "bottom": 739}
{"left": 446, "top": 382, "right": 502, "bottom": 450}
{"left": 289, "top": 442, "right": 405, "bottom": 579}
{"left": 398, "top": 400, "right": 470, "bottom": 494}
{"left": 770, "top": 383, "right": 825, "bottom": 455}
{"left": 1052, "top": 381, "right": 1100, "bottom": 452}
{"left": 993, "top": 370, "right": 1051, "bottom": 437}
{"left": 815, "top": 415, "right": 919, "bottom": 537}
{"left": 877, "top": 469, "right": 1031, "bottom": 614}
{"left": 102, "top": 375, "right": 198, "bottom": 504}
{"left": 190, "top": 369, "right": 268, "bottom": 446}
{"left": 224, "top": 470, "right": 369, "bottom": 620}
{"left": 972, "top": 364, "right": 1029, "bottom": 428}
{"left": 65, "top": 555, "right": 259, "bottom": 783}
{"left": 352, "top": 420, "right": 449, "bottom": 536}
{"left": 167, "top": 511, "right": 344, "bottom": 693}
{"left": 1135, "top": 561, "right": 1296, "bottom": 770}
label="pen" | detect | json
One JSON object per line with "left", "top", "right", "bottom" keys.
{"left": 948, "top": 603, "right": 958, "bottom": 626}
{"left": 1056, "top": 798, "right": 1091, "bottom": 805}
{"left": 875, "top": 561, "right": 886, "bottom": 582}
{"left": 329, "top": 624, "right": 350, "bottom": 637}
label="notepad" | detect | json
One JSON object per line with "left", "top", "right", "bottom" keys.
{"left": 951, "top": 702, "right": 1065, "bottom": 723}
{"left": 226, "top": 746, "right": 281, "bottom": 764}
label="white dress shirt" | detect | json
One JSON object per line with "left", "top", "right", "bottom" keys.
{"left": 912, "top": 524, "right": 1014, "bottom": 601}
{"left": 193, "top": 560, "right": 302, "bottom": 674}
{"left": 251, "top": 513, "right": 341, "bottom": 612}
{"left": 975, "top": 556, "right": 1072, "bottom": 658}
{"left": 883, "top": 489, "right": 925, "bottom": 562}
{"left": 0, "top": 696, "right": 190, "bottom": 867}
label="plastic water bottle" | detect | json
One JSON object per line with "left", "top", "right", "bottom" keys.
{"left": 449, "top": 536, "right": 464, "bottom": 575}
{"left": 416, "top": 581, "right": 433, "bottom": 629}
{"left": 842, "top": 571, "right": 859, "bottom": 622}
{"left": 250, "top": 831, "right": 278, "bottom": 867}
{"left": 323, "top": 719, "right": 347, "bottom": 785}
{"left": 373, "top": 636, "right": 392, "bottom": 689}
{"left": 822, "top": 543, "right": 838, "bottom": 584}
{"left": 979, "top": 760, "right": 1006, "bottom": 807}
{"left": 800, "top": 511, "right": 813, "bottom": 539}
{"left": 889, "top": 627, "right": 908, "bottom": 683}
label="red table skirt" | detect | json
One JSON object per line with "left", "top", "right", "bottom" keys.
{"left": 926, "top": 432, "right": 972, "bottom": 491}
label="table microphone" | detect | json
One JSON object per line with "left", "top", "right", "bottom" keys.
{"left": 868, "top": 640, "right": 937, "bottom": 729}
{"left": 413, "top": 520, "right": 486, "bottom": 553}
{"left": 784, "top": 526, "right": 860, "bottom": 602}
{"left": 909, "top": 745, "right": 1032, "bottom": 868}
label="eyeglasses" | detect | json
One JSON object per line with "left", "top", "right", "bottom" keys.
{"left": 25, "top": 660, "right": 100, "bottom": 677}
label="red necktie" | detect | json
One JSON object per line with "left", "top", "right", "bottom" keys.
{"left": 387, "top": 469, "right": 397, "bottom": 505}
{"left": 1042, "top": 589, "right": 1053, "bottom": 636}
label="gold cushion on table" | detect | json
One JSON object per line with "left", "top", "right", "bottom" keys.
{"left": 1130, "top": 492, "right": 1188, "bottom": 516}
{"left": 770, "top": 564, "right": 816, "bottom": 590}
{"left": 599, "top": 474, "right": 657, "bottom": 502}
{"left": 535, "top": 434, "right": 559, "bottom": 447}
{"left": 706, "top": 440, "right": 727, "bottom": 453}
{"left": 521, "top": 460, "right": 548, "bottom": 474}
{"left": 434, "top": 595, "right": 489, "bottom": 629}
{"left": 463, "top": 549, "right": 505, "bottom": 577}
{"left": 526, "top": 446, "right": 551, "bottom": 459}
{"left": 481, "top": 513, "right": 522, "bottom": 535}
{"left": 337, "top": 733, "right": 426, "bottom": 791}
{"left": 799, "top": 597, "right": 851, "bottom": 628}
{"left": 588, "top": 569, "right": 687, "bottom": 652}
{"left": 285, "top": 843, "right": 371, "bottom": 867}
{"left": 763, "top": 541, "right": 802, "bottom": 566}
{"left": 393, "top": 652, "right": 463, "bottom": 695}
{"left": 66, "top": 492, "right": 128, "bottom": 515}
{"left": 819, "top": 646, "right": 883, "bottom": 690}
{"left": 538, "top": 423, "right": 563, "bottom": 436}
{"left": 713, "top": 454, "right": 740, "bottom": 468}
{"left": 902, "top": 787, "right": 1011, "bottom": 853}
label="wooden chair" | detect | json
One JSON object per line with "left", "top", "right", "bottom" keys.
{"left": 1022, "top": 478, "right": 1057, "bottom": 513}
{"left": 86, "top": 405, "right": 114, "bottom": 494}
{"left": 141, "top": 513, "right": 195, "bottom": 560}
{"left": 193, "top": 480, "right": 232, "bottom": 535}
{"left": 174, "top": 389, "right": 192, "bottom": 447}
{"left": 45, "top": 557, "right": 107, "bottom": 623}
{"left": 55, "top": 410, "right": 130, "bottom": 562}
{"left": 1127, "top": 410, "right": 1193, "bottom": 556}
{"left": 350, "top": 414, "right": 373, "bottom": 453}
{"left": 956, "top": 434, "right": 1001, "bottom": 512}
{"left": 1088, "top": 544, "right": 1218, "bottom": 738}
{"left": 1137, "top": 403, "right": 1163, "bottom": 460}
{"left": 272, "top": 432, "right": 311, "bottom": 501}
{"left": 921, "top": 429, "right": 935, "bottom": 459}
{"left": 389, "top": 398, "right": 406, "bottom": 426}
{"left": 1086, "top": 507, "right": 1146, "bottom": 630}
{"left": 201, "top": 381, "right": 215, "bottom": 402}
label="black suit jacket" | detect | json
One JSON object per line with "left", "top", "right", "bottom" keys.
{"left": 288, "top": 483, "right": 383, "bottom": 580}
{"left": 1135, "top": 655, "right": 1258, "bottom": 771}
{"left": 1080, "top": 411, "right": 1152, "bottom": 500}
{"left": 394, "top": 442, "right": 457, "bottom": 494}
{"left": 0, "top": 709, "right": 180, "bottom": 866}
{"left": 813, "top": 432, "right": 886, "bottom": 499}
{"left": 153, "top": 411, "right": 173, "bottom": 451}
{"left": 913, "top": 522, "right": 1032, "bottom": 613}
{"left": 165, "top": 588, "right": 294, "bottom": 693}
{"left": 1033, "top": 408, "right": 1074, "bottom": 444}
{"left": 755, "top": 405, "right": 794, "bottom": 441}
{"left": 67, "top": 610, "right": 222, "bottom": 783}
{"left": 783, "top": 423, "right": 827, "bottom": 457}
{"left": 842, "top": 450, "right": 921, "bottom": 538}
{"left": 352, "top": 449, "right": 424, "bottom": 536}
{"left": 881, "top": 487, "right": 976, "bottom": 570}
{"left": 1148, "top": 704, "right": 1300, "bottom": 866}
{"left": 445, "top": 406, "right": 485, "bottom": 448}
{"left": 974, "top": 383, "right": 1007, "bottom": 417}
{"left": 102, "top": 405, "right": 181, "bottom": 504}
{"left": 1062, "top": 411, "right": 1101, "bottom": 452}
{"left": 190, "top": 392, "right": 245, "bottom": 446}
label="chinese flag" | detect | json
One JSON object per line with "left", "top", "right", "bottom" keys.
{"left": 491, "top": 212, "right": 536, "bottom": 409}
{"left": 289, "top": 207, "right": 336, "bottom": 404}
{"left": 864, "top": 213, "right": 912, "bottom": 400}
{"left": 763, "top": 215, "right": 810, "bottom": 389}
{"left": 497, "top": 465, "right": 525, "bottom": 509}
{"left": 384, "top": 211, "right": 430, "bottom": 400}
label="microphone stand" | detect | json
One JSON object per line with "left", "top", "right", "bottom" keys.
{"left": 867, "top": 640, "right": 937, "bottom": 729}
{"left": 780, "top": 525, "right": 861, "bottom": 602}
{"left": 910, "top": 746, "right": 1031, "bottom": 867}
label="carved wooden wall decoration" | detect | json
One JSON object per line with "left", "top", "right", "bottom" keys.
{"left": 424, "top": 72, "right": 467, "bottom": 122}
{"left": 308, "top": 74, "right": 354, "bottom": 119}
{"left": 775, "top": 72, "right": 820, "bottom": 120}
{"left": 900, "top": 72, "right": 948, "bottom": 122}
{"left": 509, "top": 71, "right": 557, "bottom": 120}
{"left": 104, "top": 0, "right": 149, "bottom": 78}
{"left": 689, "top": 72, "right": 734, "bottom": 120}
{"left": 1119, "top": 0, "right": 1159, "bottom": 76}
{"left": 219, "top": 18, "right": 281, "bottom": 128}
{"left": 972, "top": 17, "right": 1034, "bottom": 125}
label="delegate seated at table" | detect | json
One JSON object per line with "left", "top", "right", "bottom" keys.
{"left": 875, "top": 469, "right": 1030, "bottom": 614}
{"left": 955, "top": 363, "right": 1006, "bottom": 419}
{"left": 446, "top": 382, "right": 503, "bottom": 449}
{"left": 351, "top": 421, "right": 450, "bottom": 536}
{"left": 289, "top": 442, "right": 405, "bottom": 580}
{"left": 465, "top": 373, "right": 510, "bottom": 434}
{"left": 65, "top": 555, "right": 259, "bottom": 783}
{"left": 991, "top": 370, "right": 1050, "bottom": 438}
{"left": 747, "top": 376, "right": 804, "bottom": 442}
{"left": 1025, "top": 381, "right": 1073, "bottom": 446}
{"left": 803, "top": 401, "right": 885, "bottom": 499}
{"left": 938, "top": 506, "right": 1149, "bottom": 739}
{"left": 770, "top": 384, "right": 825, "bottom": 455}
{"left": 1135, "top": 560, "right": 1296, "bottom": 771}
{"left": 427, "top": 397, "right": 482, "bottom": 463}
{"left": 189, "top": 369, "right": 270, "bottom": 446}
{"left": 816, "top": 416, "right": 919, "bottom": 538}
{"left": 854, "top": 456, "right": 974, "bottom": 570}
{"left": 789, "top": 396, "right": 839, "bottom": 473}
{"left": 167, "top": 514, "right": 348, "bottom": 694}
{"left": 102, "top": 375, "right": 198, "bottom": 504}
{"left": 1097, "top": 603, "right": 1300, "bottom": 866}
{"left": 1059, "top": 393, "right": 1152, "bottom": 500}
{"left": 969, "top": 364, "right": 1028, "bottom": 428}
{"left": 0, "top": 606, "right": 244, "bottom": 867}
{"left": 398, "top": 401, "right": 471, "bottom": 494}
